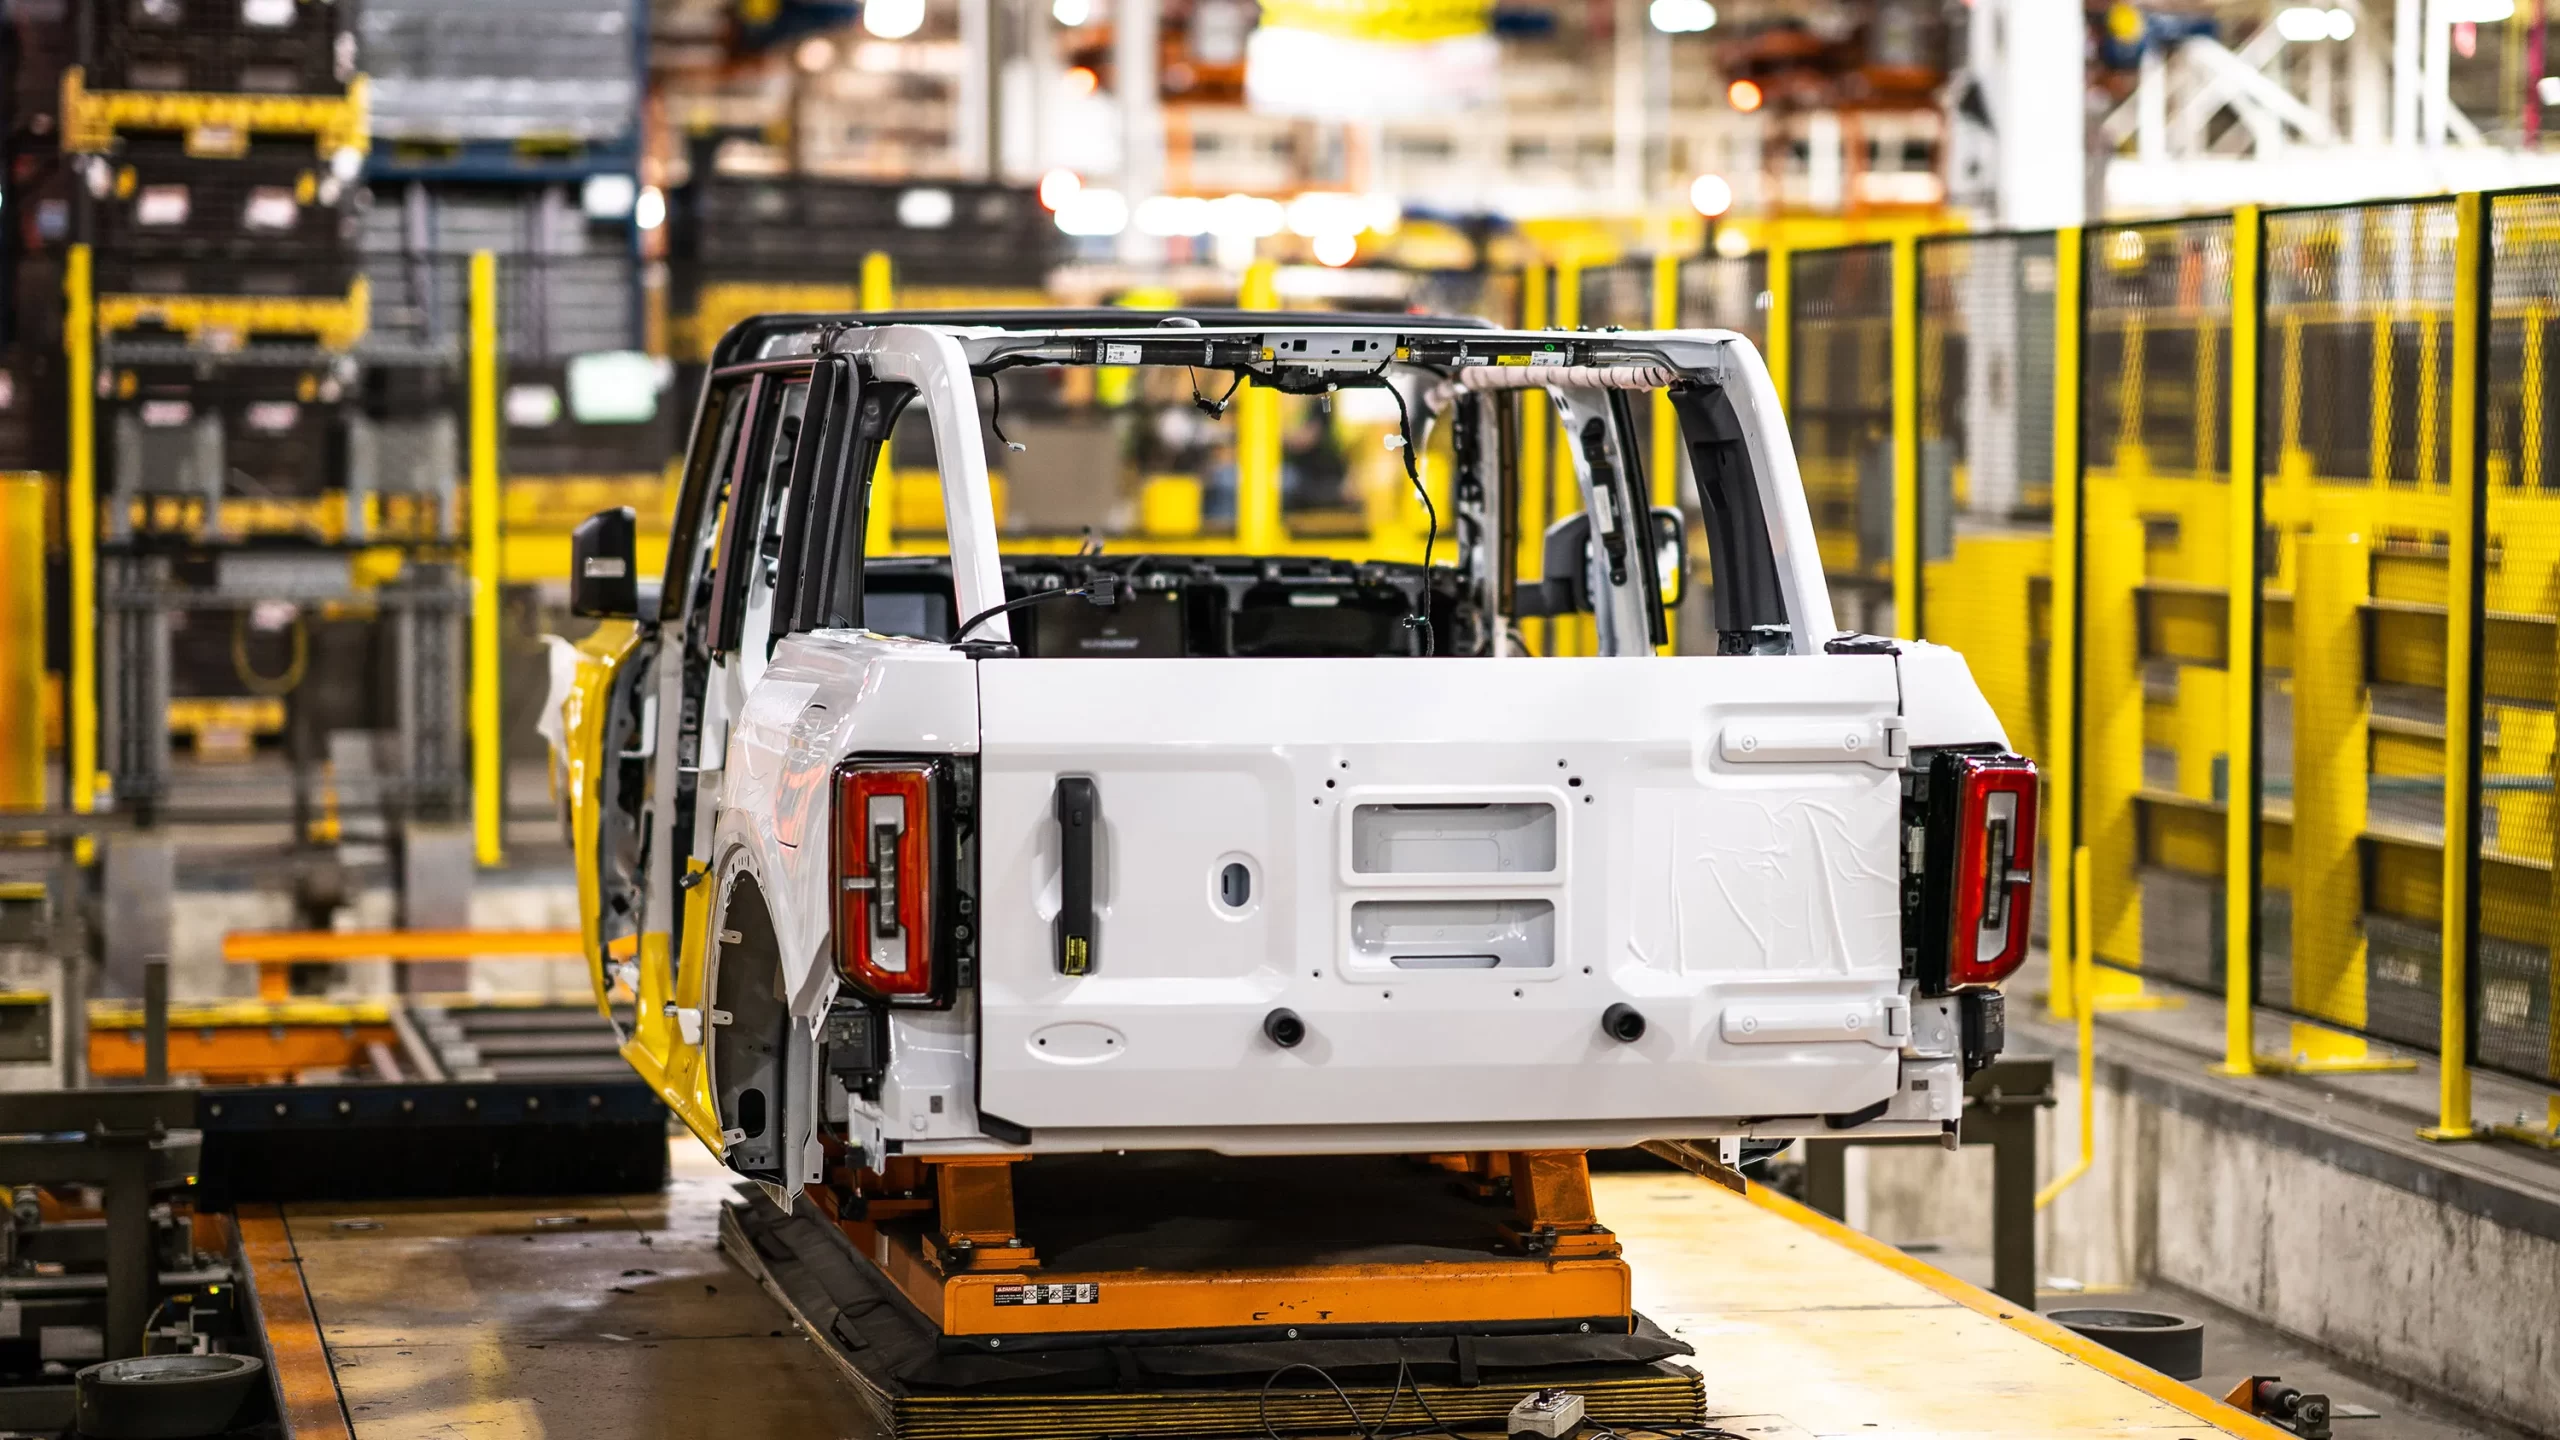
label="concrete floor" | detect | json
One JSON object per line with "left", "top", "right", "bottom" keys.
{"left": 286, "top": 1145, "right": 852, "bottom": 1440}
{"left": 269, "top": 1139, "right": 2309, "bottom": 1440}
{"left": 2109, "top": 1283, "right": 2536, "bottom": 1440}
{"left": 1896, "top": 1241, "right": 2527, "bottom": 1440}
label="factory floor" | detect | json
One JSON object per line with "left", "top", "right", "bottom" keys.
{"left": 244, "top": 1141, "right": 2303, "bottom": 1440}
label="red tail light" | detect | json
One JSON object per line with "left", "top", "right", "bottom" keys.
{"left": 1944, "top": 753, "right": 2038, "bottom": 988}
{"left": 834, "top": 762, "right": 935, "bottom": 1001}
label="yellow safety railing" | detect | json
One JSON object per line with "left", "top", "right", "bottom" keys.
{"left": 469, "top": 251, "right": 503, "bottom": 867}
{"left": 1823, "top": 185, "right": 2560, "bottom": 1145}
{"left": 66, "top": 247, "right": 96, "bottom": 826}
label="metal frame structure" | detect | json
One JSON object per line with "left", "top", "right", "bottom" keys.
{"left": 1696, "top": 181, "right": 2560, "bottom": 1144}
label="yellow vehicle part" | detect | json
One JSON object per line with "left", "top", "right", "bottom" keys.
{"left": 556, "top": 619, "right": 636, "bottom": 1009}
{"left": 559, "top": 622, "right": 726, "bottom": 1155}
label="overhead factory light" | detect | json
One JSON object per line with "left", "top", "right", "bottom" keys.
{"left": 1648, "top": 0, "right": 1714, "bottom": 34}
{"left": 1312, "top": 232, "right": 1358, "bottom": 267}
{"left": 1038, "top": 168, "right": 1082, "bottom": 210}
{"left": 1205, "top": 193, "right": 1286, "bottom": 239}
{"left": 1054, "top": 186, "right": 1129, "bottom": 237}
{"left": 1687, "top": 173, "right": 1734, "bottom": 218}
{"left": 863, "top": 0, "right": 925, "bottom": 40}
{"left": 2274, "top": 6, "right": 2354, "bottom": 41}
{"left": 1052, "top": 0, "right": 1091, "bottom": 24}
{"left": 897, "top": 187, "right": 955, "bottom": 228}
{"left": 2540, "top": 74, "right": 2560, "bottom": 106}
{"left": 1726, "top": 78, "right": 1763, "bottom": 113}
{"left": 1285, "top": 191, "right": 1397, "bottom": 239}
{"left": 2443, "top": 0, "right": 2515, "bottom": 19}
{"left": 1135, "top": 194, "right": 1213, "bottom": 237}
{"left": 582, "top": 173, "right": 637, "bottom": 220}
{"left": 633, "top": 185, "right": 666, "bottom": 231}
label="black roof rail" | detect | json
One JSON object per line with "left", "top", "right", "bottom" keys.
{"left": 706, "top": 307, "right": 1501, "bottom": 370}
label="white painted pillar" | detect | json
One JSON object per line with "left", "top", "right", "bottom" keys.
{"left": 2137, "top": 39, "right": 2168, "bottom": 160}
{"left": 958, "top": 0, "right": 994, "bottom": 178}
{"left": 1612, "top": 0, "right": 1647, "bottom": 207}
{"left": 1996, "top": 0, "right": 2087, "bottom": 229}
{"left": 2421, "top": 0, "right": 2453, "bottom": 147}
{"left": 2350, "top": 13, "right": 2388, "bottom": 145}
{"left": 2394, "top": 0, "right": 2424, "bottom": 145}
{"left": 1116, "top": 0, "right": 1161, "bottom": 262}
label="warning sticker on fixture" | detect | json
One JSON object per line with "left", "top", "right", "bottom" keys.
{"left": 992, "top": 1283, "right": 1101, "bottom": 1306}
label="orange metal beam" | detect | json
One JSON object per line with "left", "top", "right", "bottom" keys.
{"left": 221, "top": 928, "right": 584, "bottom": 963}
{"left": 89, "top": 1023, "right": 396, "bottom": 1083}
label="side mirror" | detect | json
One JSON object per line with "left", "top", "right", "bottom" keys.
{"left": 1653, "top": 506, "right": 1687, "bottom": 610}
{"left": 570, "top": 506, "right": 641, "bottom": 619}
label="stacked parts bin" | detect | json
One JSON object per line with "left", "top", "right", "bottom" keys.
{"left": 60, "top": 0, "right": 469, "bottom": 833}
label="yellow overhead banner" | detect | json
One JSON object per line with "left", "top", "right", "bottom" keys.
{"left": 1246, "top": 0, "right": 1498, "bottom": 118}
{"left": 1253, "top": 0, "right": 1494, "bottom": 44}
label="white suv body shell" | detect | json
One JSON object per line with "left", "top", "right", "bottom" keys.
{"left": 566, "top": 320, "right": 2011, "bottom": 1178}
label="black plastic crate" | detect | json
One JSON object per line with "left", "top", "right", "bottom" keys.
{"left": 96, "top": 252, "right": 359, "bottom": 298}
{"left": 668, "top": 176, "right": 1061, "bottom": 289}
{"left": 107, "top": 361, "right": 347, "bottom": 496}
{"left": 93, "top": 28, "right": 346, "bottom": 95}
{"left": 360, "top": 361, "right": 460, "bottom": 419}
{"left": 221, "top": 397, "right": 340, "bottom": 496}
{"left": 97, "top": 0, "right": 347, "bottom": 56}
{"left": 84, "top": 139, "right": 358, "bottom": 260}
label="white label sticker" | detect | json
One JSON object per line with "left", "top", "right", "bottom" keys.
{"left": 992, "top": 1282, "right": 1100, "bottom": 1306}
{"left": 135, "top": 185, "right": 191, "bottom": 227}
{"left": 1101, "top": 343, "right": 1143, "bottom": 365}
{"left": 1529, "top": 351, "right": 1568, "bottom": 367}
{"left": 242, "top": 186, "right": 300, "bottom": 232}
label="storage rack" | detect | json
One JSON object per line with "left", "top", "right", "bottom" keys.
{"left": 48, "top": 0, "right": 474, "bottom": 1000}
{"left": 663, "top": 142, "right": 1061, "bottom": 363}
{"left": 354, "top": 0, "right": 661, "bottom": 590}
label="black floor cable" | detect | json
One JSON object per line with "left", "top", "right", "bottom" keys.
{"left": 1256, "top": 1359, "right": 1467, "bottom": 1440}
{"left": 1255, "top": 1357, "right": 1748, "bottom": 1440}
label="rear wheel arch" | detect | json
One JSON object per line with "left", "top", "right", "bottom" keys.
{"left": 706, "top": 863, "right": 794, "bottom": 1183}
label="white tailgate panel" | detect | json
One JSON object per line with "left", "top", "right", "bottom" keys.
{"left": 975, "top": 655, "right": 1904, "bottom": 1140}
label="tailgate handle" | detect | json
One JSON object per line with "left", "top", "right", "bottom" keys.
{"left": 1719, "top": 717, "right": 1906, "bottom": 769}
{"left": 1054, "top": 777, "right": 1097, "bottom": 976}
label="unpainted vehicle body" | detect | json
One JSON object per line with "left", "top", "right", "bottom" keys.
{"left": 547, "top": 309, "right": 2036, "bottom": 1188}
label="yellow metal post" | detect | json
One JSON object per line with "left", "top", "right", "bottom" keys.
{"left": 1650, "top": 252, "right": 1680, "bottom": 510}
{"left": 0, "top": 476, "right": 44, "bottom": 810}
{"left": 1891, "top": 234, "right": 1920, "bottom": 640}
{"left": 862, "top": 252, "right": 897, "bottom": 557}
{"left": 2221, "top": 205, "right": 2263, "bottom": 1077}
{"left": 2047, "top": 229, "right": 2084, "bottom": 1020}
{"left": 1519, "top": 265, "right": 1551, "bottom": 655}
{"left": 468, "top": 250, "right": 503, "bottom": 868}
{"left": 1766, "top": 246, "right": 1792, "bottom": 411}
{"left": 2424, "top": 191, "right": 2489, "bottom": 1142}
{"left": 1552, "top": 261, "right": 1588, "bottom": 657}
{"left": 1234, "top": 259, "right": 1284, "bottom": 554}
{"left": 66, "top": 247, "right": 96, "bottom": 820}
